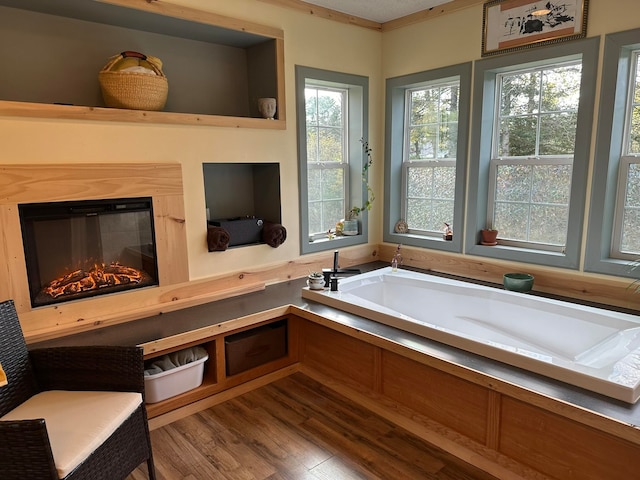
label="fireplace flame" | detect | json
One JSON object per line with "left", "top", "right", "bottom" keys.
{"left": 44, "top": 262, "right": 147, "bottom": 299}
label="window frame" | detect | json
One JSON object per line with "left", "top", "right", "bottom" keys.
{"left": 466, "top": 37, "right": 599, "bottom": 269}
{"left": 384, "top": 63, "right": 471, "bottom": 252}
{"left": 304, "top": 84, "right": 349, "bottom": 241}
{"left": 586, "top": 28, "right": 640, "bottom": 277}
{"left": 296, "top": 65, "right": 369, "bottom": 254}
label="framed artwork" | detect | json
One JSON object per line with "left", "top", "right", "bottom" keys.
{"left": 482, "top": 0, "right": 589, "bottom": 57}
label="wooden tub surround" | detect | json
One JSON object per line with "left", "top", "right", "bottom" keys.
{"left": 31, "top": 263, "right": 640, "bottom": 480}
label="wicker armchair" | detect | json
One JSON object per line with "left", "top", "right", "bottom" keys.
{"left": 0, "top": 299, "right": 156, "bottom": 480}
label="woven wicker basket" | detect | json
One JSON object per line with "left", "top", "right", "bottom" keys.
{"left": 99, "top": 51, "right": 168, "bottom": 111}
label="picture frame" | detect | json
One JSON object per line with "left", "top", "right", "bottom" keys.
{"left": 482, "top": 0, "right": 589, "bottom": 57}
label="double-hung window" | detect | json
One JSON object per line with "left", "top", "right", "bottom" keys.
{"left": 489, "top": 61, "right": 581, "bottom": 250}
{"left": 296, "top": 66, "right": 369, "bottom": 254}
{"left": 467, "top": 38, "right": 598, "bottom": 269}
{"left": 305, "top": 85, "right": 348, "bottom": 238}
{"left": 587, "top": 29, "right": 640, "bottom": 277}
{"left": 404, "top": 81, "right": 459, "bottom": 235}
{"left": 612, "top": 50, "right": 640, "bottom": 259}
{"left": 384, "top": 63, "right": 471, "bottom": 252}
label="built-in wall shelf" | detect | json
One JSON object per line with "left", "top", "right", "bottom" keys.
{"left": 0, "top": 0, "right": 285, "bottom": 129}
{"left": 144, "top": 315, "right": 297, "bottom": 418}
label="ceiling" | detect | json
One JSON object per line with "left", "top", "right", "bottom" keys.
{"left": 302, "top": 0, "right": 454, "bottom": 23}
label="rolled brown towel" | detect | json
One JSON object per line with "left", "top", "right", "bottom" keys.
{"left": 262, "top": 221, "right": 287, "bottom": 248}
{"left": 207, "top": 225, "right": 230, "bottom": 251}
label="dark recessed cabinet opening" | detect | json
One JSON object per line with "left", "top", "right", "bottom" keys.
{"left": 224, "top": 319, "right": 288, "bottom": 376}
{"left": 19, "top": 197, "right": 159, "bottom": 308}
{"left": 203, "top": 163, "right": 282, "bottom": 248}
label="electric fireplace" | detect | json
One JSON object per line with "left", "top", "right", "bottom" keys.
{"left": 19, "top": 197, "right": 159, "bottom": 308}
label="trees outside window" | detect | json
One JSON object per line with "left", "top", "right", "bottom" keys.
{"left": 384, "top": 63, "right": 471, "bottom": 252}
{"left": 467, "top": 37, "right": 599, "bottom": 269}
{"left": 305, "top": 86, "right": 348, "bottom": 237}
{"left": 489, "top": 61, "right": 581, "bottom": 250}
{"left": 405, "top": 82, "right": 459, "bottom": 235}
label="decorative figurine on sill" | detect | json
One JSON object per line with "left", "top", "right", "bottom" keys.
{"left": 443, "top": 223, "right": 453, "bottom": 241}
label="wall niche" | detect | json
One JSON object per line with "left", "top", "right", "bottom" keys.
{"left": 0, "top": 0, "right": 285, "bottom": 128}
{"left": 203, "top": 163, "right": 283, "bottom": 249}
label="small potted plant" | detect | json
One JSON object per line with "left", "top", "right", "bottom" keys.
{"left": 481, "top": 224, "right": 498, "bottom": 245}
{"left": 343, "top": 138, "right": 375, "bottom": 235}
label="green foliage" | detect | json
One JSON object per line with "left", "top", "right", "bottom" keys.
{"left": 347, "top": 139, "right": 375, "bottom": 220}
{"left": 492, "top": 62, "right": 580, "bottom": 243}
{"left": 408, "top": 83, "right": 460, "bottom": 160}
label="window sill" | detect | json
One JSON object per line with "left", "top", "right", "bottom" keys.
{"left": 303, "top": 233, "right": 367, "bottom": 255}
{"left": 466, "top": 242, "right": 577, "bottom": 269}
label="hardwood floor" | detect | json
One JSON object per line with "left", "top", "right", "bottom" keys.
{"left": 129, "top": 373, "right": 499, "bottom": 479}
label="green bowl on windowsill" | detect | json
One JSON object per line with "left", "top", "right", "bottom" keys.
{"left": 503, "top": 273, "right": 534, "bottom": 292}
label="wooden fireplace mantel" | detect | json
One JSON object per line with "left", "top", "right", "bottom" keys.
{"left": 0, "top": 163, "right": 190, "bottom": 333}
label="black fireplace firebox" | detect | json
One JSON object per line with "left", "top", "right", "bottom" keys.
{"left": 19, "top": 197, "right": 159, "bottom": 308}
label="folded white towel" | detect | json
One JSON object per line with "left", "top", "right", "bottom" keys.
{"left": 119, "top": 65, "right": 157, "bottom": 75}
{"left": 144, "top": 346, "right": 208, "bottom": 376}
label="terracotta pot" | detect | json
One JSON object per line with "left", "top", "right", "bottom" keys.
{"left": 481, "top": 229, "right": 498, "bottom": 245}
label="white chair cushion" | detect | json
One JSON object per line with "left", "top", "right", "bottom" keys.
{"left": 1, "top": 390, "right": 142, "bottom": 478}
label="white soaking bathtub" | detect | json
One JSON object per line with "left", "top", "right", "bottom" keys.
{"left": 301, "top": 267, "right": 640, "bottom": 404}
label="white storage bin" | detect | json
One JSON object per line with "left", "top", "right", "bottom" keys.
{"left": 144, "top": 351, "right": 208, "bottom": 404}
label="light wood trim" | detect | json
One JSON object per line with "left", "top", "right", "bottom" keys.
{"left": 0, "top": 163, "right": 194, "bottom": 338}
{"left": 99, "top": 0, "right": 285, "bottom": 39}
{"left": 0, "top": 163, "right": 183, "bottom": 204}
{"left": 0, "top": 204, "right": 30, "bottom": 310}
{"left": 0, "top": 101, "right": 286, "bottom": 129}
{"left": 382, "top": 0, "right": 485, "bottom": 31}
{"left": 140, "top": 306, "right": 288, "bottom": 356}
{"left": 153, "top": 194, "right": 189, "bottom": 286}
{"left": 486, "top": 391, "right": 502, "bottom": 450}
{"left": 275, "top": 37, "right": 287, "bottom": 122}
{"left": 256, "top": 0, "right": 382, "bottom": 31}
{"left": 214, "top": 337, "right": 226, "bottom": 385}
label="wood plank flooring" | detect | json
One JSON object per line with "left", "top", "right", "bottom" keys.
{"left": 129, "top": 373, "right": 499, "bottom": 480}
